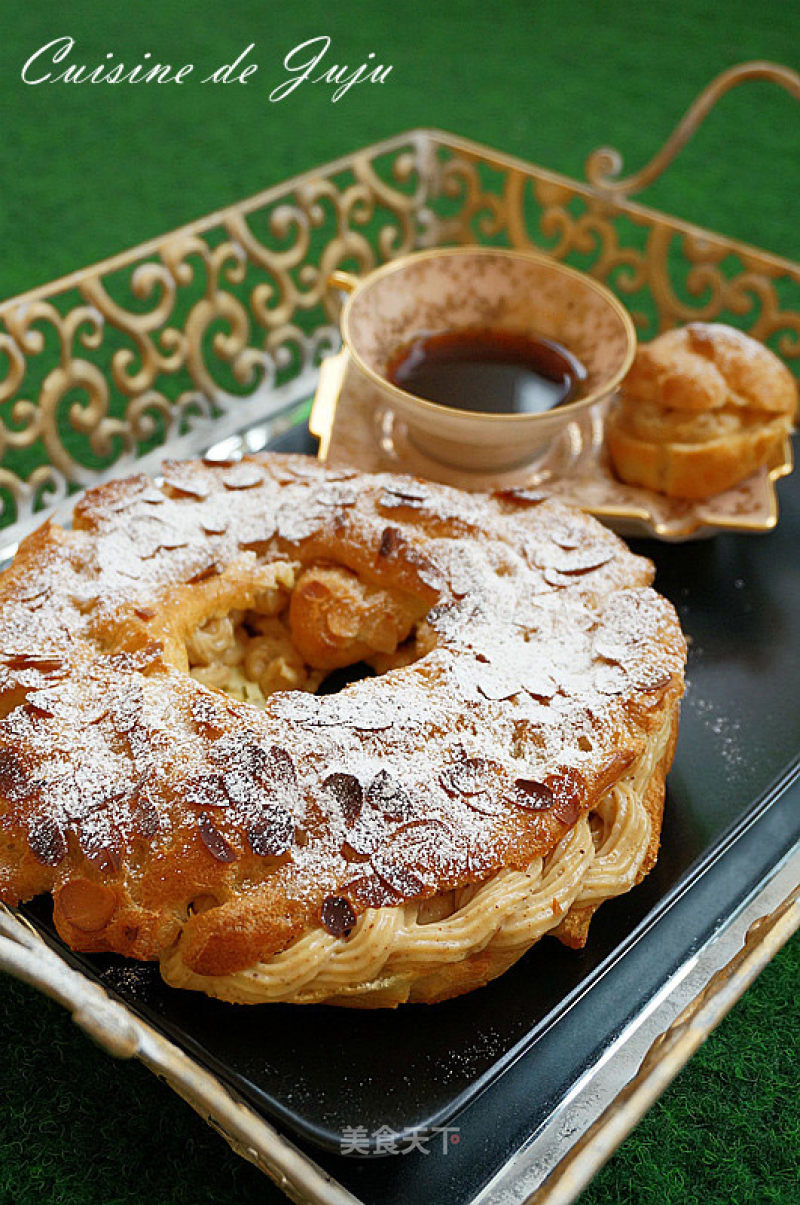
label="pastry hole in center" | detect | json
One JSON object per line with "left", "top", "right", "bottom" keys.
{"left": 184, "top": 562, "right": 435, "bottom": 707}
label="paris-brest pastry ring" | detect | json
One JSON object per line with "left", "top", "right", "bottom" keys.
{"left": 0, "top": 454, "right": 685, "bottom": 1007}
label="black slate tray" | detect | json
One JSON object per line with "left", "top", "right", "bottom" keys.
{"left": 19, "top": 426, "right": 800, "bottom": 1165}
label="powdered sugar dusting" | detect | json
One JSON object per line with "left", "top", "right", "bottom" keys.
{"left": 0, "top": 453, "right": 686, "bottom": 968}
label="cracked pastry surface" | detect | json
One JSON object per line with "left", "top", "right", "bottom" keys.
{"left": 606, "top": 322, "right": 797, "bottom": 499}
{"left": 0, "top": 454, "right": 686, "bottom": 1005}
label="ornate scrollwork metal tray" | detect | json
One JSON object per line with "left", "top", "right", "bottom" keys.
{"left": 1, "top": 61, "right": 799, "bottom": 1205}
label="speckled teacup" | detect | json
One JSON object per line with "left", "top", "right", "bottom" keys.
{"left": 329, "top": 247, "right": 635, "bottom": 473}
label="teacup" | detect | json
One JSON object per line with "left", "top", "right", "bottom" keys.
{"left": 329, "top": 247, "right": 635, "bottom": 473}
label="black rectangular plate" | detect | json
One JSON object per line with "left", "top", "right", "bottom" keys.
{"left": 19, "top": 427, "right": 800, "bottom": 1160}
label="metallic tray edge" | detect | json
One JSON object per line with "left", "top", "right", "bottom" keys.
{"left": 482, "top": 841, "right": 800, "bottom": 1205}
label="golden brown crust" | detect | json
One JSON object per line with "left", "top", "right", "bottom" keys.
{"left": 607, "top": 323, "right": 797, "bottom": 499}
{"left": 0, "top": 454, "right": 686, "bottom": 995}
{"left": 605, "top": 414, "right": 789, "bottom": 500}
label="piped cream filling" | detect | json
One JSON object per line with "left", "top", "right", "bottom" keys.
{"left": 160, "top": 713, "right": 673, "bottom": 1005}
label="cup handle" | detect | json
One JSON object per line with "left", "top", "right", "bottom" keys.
{"left": 327, "top": 270, "right": 360, "bottom": 295}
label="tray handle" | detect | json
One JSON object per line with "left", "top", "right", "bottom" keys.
{"left": 585, "top": 60, "right": 800, "bottom": 197}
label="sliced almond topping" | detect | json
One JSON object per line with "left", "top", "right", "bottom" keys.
{"left": 320, "top": 895, "right": 356, "bottom": 938}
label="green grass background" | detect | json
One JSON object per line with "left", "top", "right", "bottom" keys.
{"left": 0, "top": 1, "right": 798, "bottom": 1202}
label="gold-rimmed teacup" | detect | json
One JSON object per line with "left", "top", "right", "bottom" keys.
{"left": 328, "top": 247, "right": 635, "bottom": 473}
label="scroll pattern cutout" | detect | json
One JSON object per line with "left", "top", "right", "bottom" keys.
{"left": 1, "top": 131, "right": 799, "bottom": 539}
{"left": 0, "top": 139, "right": 431, "bottom": 534}
{"left": 432, "top": 147, "right": 800, "bottom": 346}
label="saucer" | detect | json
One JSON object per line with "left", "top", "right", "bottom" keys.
{"left": 310, "top": 351, "right": 795, "bottom": 542}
